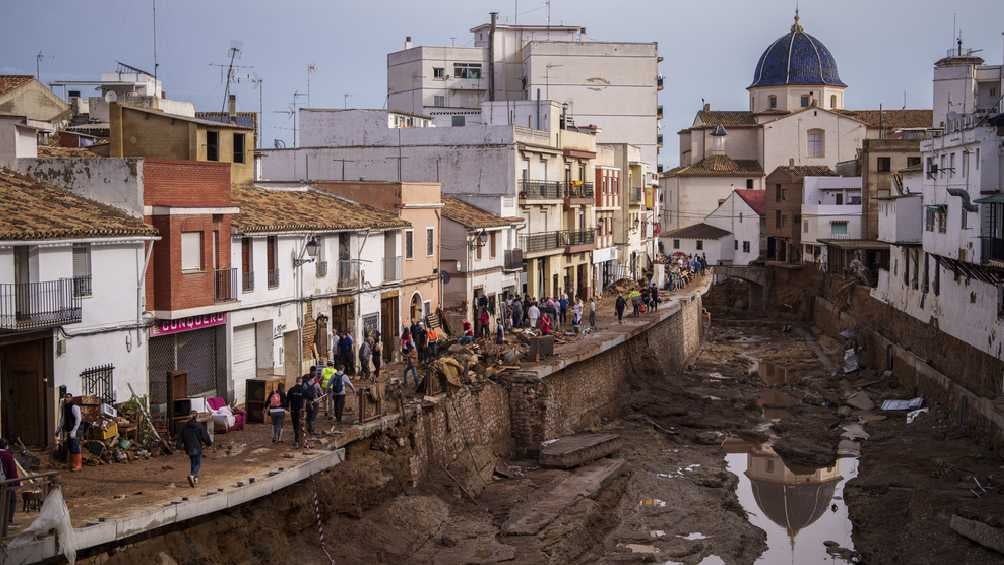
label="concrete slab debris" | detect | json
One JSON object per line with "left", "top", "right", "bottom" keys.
{"left": 539, "top": 433, "right": 623, "bottom": 468}
{"left": 501, "top": 458, "right": 626, "bottom": 536}
{"left": 950, "top": 515, "right": 1004, "bottom": 555}
{"left": 845, "top": 391, "right": 875, "bottom": 412}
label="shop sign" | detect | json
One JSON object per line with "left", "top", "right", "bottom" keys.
{"left": 152, "top": 313, "right": 227, "bottom": 336}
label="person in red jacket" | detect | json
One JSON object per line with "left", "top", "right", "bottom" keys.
{"left": 539, "top": 312, "right": 553, "bottom": 336}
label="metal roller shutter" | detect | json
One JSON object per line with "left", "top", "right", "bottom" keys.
{"left": 232, "top": 324, "right": 257, "bottom": 405}
{"left": 177, "top": 327, "right": 218, "bottom": 397}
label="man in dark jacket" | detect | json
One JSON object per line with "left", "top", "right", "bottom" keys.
{"left": 179, "top": 412, "right": 212, "bottom": 488}
{"left": 286, "top": 377, "right": 306, "bottom": 448}
{"left": 615, "top": 294, "right": 627, "bottom": 324}
{"left": 303, "top": 372, "right": 321, "bottom": 436}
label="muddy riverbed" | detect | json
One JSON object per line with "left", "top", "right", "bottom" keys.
{"left": 87, "top": 318, "right": 1004, "bottom": 565}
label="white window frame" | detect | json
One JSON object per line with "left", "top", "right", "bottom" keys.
{"left": 807, "top": 128, "right": 825, "bottom": 159}
{"left": 72, "top": 243, "right": 92, "bottom": 297}
{"left": 181, "top": 232, "right": 203, "bottom": 272}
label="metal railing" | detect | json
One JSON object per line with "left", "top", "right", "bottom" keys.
{"left": 1, "top": 471, "right": 59, "bottom": 538}
{"left": 268, "top": 268, "right": 280, "bottom": 289}
{"left": 981, "top": 237, "right": 1004, "bottom": 263}
{"left": 316, "top": 260, "right": 328, "bottom": 278}
{"left": 519, "top": 179, "right": 562, "bottom": 200}
{"left": 241, "top": 270, "right": 254, "bottom": 293}
{"left": 563, "top": 181, "right": 595, "bottom": 199}
{"left": 519, "top": 231, "right": 562, "bottom": 253}
{"left": 383, "top": 256, "right": 403, "bottom": 281}
{"left": 338, "top": 260, "right": 359, "bottom": 289}
{"left": 504, "top": 249, "right": 524, "bottom": 270}
{"left": 563, "top": 229, "right": 595, "bottom": 247}
{"left": 0, "top": 278, "right": 83, "bottom": 331}
{"left": 72, "top": 275, "right": 92, "bottom": 298}
{"left": 214, "top": 268, "right": 238, "bottom": 303}
{"left": 81, "top": 363, "right": 115, "bottom": 403}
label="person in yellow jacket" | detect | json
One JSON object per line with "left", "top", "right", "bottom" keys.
{"left": 320, "top": 361, "right": 337, "bottom": 417}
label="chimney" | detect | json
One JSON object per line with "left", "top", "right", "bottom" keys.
{"left": 228, "top": 94, "right": 237, "bottom": 118}
{"left": 703, "top": 103, "right": 711, "bottom": 112}
{"left": 404, "top": 36, "right": 413, "bottom": 49}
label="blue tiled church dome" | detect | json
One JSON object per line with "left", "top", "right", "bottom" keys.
{"left": 750, "top": 15, "right": 845, "bottom": 88}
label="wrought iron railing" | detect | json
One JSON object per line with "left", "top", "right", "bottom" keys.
{"left": 214, "top": 268, "right": 238, "bottom": 303}
{"left": 0, "top": 278, "right": 83, "bottom": 331}
{"left": 338, "top": 260, "right": 360, "bottom": 289}
{"left": 519, "top": 231, "right": 562, "bottom": 253}
{"left": 383, "top": 256, "right": 403, "bottom": 281}
{"left": 241, "top": 270, "right": 254, "bottom": 293}
{"left": 504, "top": 249, "right": 524, "bottom": 270}
{"left": 981, "top": 237, "right": 1004, "bottom": 263}
{"left": 81, "top": 363, "right": 115, "bottom": 403}
{"left": 268, "top": 268, "right": 280, "bottom": 289}
{"left": 563, "top": 181, "right": 595, "bottom": 199}
{"left": 562, "top": 229, "right": 595, "bottom": 247}
{"left": 72, "top": 274, "right": 92, "bottom": 298}
{"left": 519, "top": 179, "right": 562, "bottom": 200}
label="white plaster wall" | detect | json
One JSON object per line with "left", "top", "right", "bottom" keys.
{"left": 664, "top": 235, "right": 730, "bottom": 265}
{"left": 878, "top": 195, "right": 923, "bottom": 244}
{"left": 801, "top": 205, "right": 862, "bottom": 244}
{"left": 762, "top": 110, "right": 868, "bottom": 175}
{"left": 662, "top": 175, "right": 753, "bottom": 231}
{"left": 699, "top": 128, "right": 760, "bottom": 162}
{"left": 920, "top": 128, "right": 989, "bottom": 261}
{"left": 54, "top": 329, "right": 148, "bottom": 402}
{"left": 704, "top": 192, "right": 761, "bottom": 265}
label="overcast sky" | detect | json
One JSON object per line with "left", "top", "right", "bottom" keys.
{"left": 5, "top": 0, "right": 1004, "bottom": 167}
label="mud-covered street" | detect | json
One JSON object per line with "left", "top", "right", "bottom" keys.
{"left": 301, "top": 315, "right": 1004, "bottom": 565}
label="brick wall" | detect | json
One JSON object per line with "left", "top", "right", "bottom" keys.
{"left": 143, "top": 159, "right": 233, "bottom": 207}
{"left": 147, "top": 213, "right": 234, "bottom": 312}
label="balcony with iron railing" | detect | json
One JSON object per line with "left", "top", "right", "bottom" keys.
{"left": 519, "top": 231, "right": 563, "bottom": 254}
{"left": 214, "top": 268, "right": 238, "bottom": 303}
{"left": 0, "top": 277, "right": 85, "bottom": 331}
{"left": 519, "top": 179, "right": 562, "bottom": 201}
{"left": 504, "top": 248, "right": 524, "bottom": 270}
{"left": 268, "top": 268, "right": 280, "bottom": 289}
{"left": 241, "top": 270, "right": 254, "bottom": 293}
{"left": 563, "top": 181, "right": 595, "bottom": 205}
{"left": 338, "top": 260, "right": 360, "bottom": 289}
{"left": 383, "top": 256, "right": 403, "bottom": 282}
{"left": 629, "top": 188, "right": 643, "bottom": 205}
{"left": 562, "top": 229, "right": 596, "bottom": 253}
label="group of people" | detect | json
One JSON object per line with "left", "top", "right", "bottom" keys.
{"left": 614, "top": 281, "right": 662, "bottom": 323}
{"left": 666, "top": 252, "right": 708, "bottom": 291}
{"left": 506, "top": 293, "right": 597, "bottom": 335}
{"left": 333, "top": 329, "right": 384, "bottom": 380}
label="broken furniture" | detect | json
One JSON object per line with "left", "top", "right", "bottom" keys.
{"left": 244, "top": 377, "right": 284, "bottom": 424}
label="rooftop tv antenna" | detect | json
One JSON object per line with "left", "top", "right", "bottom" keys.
{"left": 152, "top": 0, "right": 159, "bottom": 83}
{"left": 35, "top": 51, "right": 49, "bottom": 82}
{"left": 210, "top": 41, "right": 253, "bottom": 113}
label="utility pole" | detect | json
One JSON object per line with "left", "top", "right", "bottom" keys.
{"left": 343, "top": 94, "right": 351, "bottom": 109}
{"left": 210, "top": 42, "right": 253, "bottom": 113}
{"left": 35, "top": 51, "right": 44, "bottom": 81}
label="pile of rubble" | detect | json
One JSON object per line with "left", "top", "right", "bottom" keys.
{"left": 74, "top": 394, "right": 168, "bottom": 466}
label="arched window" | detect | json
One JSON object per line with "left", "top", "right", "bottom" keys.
{"left": 768, "top": 95, "right": 778, "bottom": 109}
{"left": 830, "top": 94, "right": 838, "bottom": 109}
{"left": 807, "top": 128, "right": 825, "bottom": 159}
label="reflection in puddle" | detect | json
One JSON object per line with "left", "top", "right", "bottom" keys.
{"left": 725, "top": 443, "right": 858, "bottom": 564}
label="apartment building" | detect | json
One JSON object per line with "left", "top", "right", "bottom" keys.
{"left": 386, "top": 15, "right": 661, "bottom": 169}
{"left": 799, "top": 175, "right": 864, "bottom": 265}
{"left": 594, "top": 147, "right": 621, "bottom": 288}
{"left": 764, "top": 165, "right": 837, "bottom": 265}
{"left": 259, "top": 100, "right": 599, "bottom": 300}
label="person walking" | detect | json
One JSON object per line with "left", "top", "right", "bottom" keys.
{"left": 615, "top": 293, "right": 626, "bottom": 324}
{"left": 320, "top": 361, "right": 336, "bottom": 417}
{"left": 511, "top": 297, "right": 523, "bottom": 329}
{"left": 179, "top": 411, "right": 212, "bottom": 488}
{"left": 303, "top": 373, "right": 321, "bottom": 436}
{"left": 589, "top": 296, "right": 598, "bottom": 329}
{"left": 57, "top": 393, "right": 82, "bottom": 472}
{"left": 558, "top": 293, "right": 569, "bottom": 328}
{"left": 287, "top": 376, "right": 306, "bottom": 448}
{"left": 338, "top": 330, "right": 355, "bottom": 375}
{"left": 414, "top": 322, "right": 429, "bottom": 364}
{"left": 330, "top": 366, "right": 356, "bottom": 424}
{"left": 268, "top": 384, "right": 286, "bottom": 443}
{"left": 401, "top": 329, "right": 419, "bottom": 386}
{"left": 572, "top": 298, "right": 583, "bottom": 332}
{"left": 371, "top": 331, "right": 383, "bottom": 379}
{"left": 478, "top": 307, "right": 491, "bottom": 338}
{"left": 650, "top": 282, "right": 660, "bottom": 311}
{"left": 528, "top": 301, "right": 540, "bottom": 329}
{"left": 358, "top": 334, "right": 372, "bottom": 379}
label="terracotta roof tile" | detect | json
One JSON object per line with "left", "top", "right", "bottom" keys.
{"left": 0, "top": 168, "right": 157, "bottom": 241}
{"left": 232, "top": 185, "right": 410, "bottom": 234}
{"left": 664, "top": 155, "right": 764, "bottom": 178}
{"left": 442, "top": 197, "right": 521, "bottom": 229}
{"left": 0, "top": 75, "right": 33, "bottom": 97}
{"left": 693, "top": 110, "right": 758, "bottom": 128}
{"left": 735, "top": 189, "right": 766, "bottom": 215}
{"left": 37, "top": 146, "right": 102, "bottom": 159}
{"left": 836, "top": 109, "right": 933, "bottom": 129}
{"left": 768, "top": 165, "right": 837, "bottom": 178}
{"left": 664, "top": 223, "right": 731, "bottom": 240}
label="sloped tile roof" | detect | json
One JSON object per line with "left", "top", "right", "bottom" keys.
{"left": 232, "top": 185, "right": 410, "bottom": 234}
{"left": 442, "top": 197, "right": 521, "bottom": 229}
{"left": 0, "top": 168, "right": 157, "bottom": 241}
{"left": 768, "top": 165, "right": 837, "bottom": 178}
{"left": 693, "top": 110, "right": 758, "bottom": 128}
{"left": 664, "top": 154, "right": 764, "bottom": 178}
{"left": 0, "top": 75, "right": 33, "bottom": 97}
{"left": 37, "top": 145, "right": 102, "bottom": 159}
{"left": 664, "top": 223, "right": 732, "bottom": 240}
{"left": 735, "top": 189, "right": 766, "bottom": 215}
{"left": 195, "top": 111, "right": 258, "bottom": 132}
{"left": 836, "top": 109, "right": 933, "bottom": 129}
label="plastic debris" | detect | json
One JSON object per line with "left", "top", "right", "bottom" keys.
{"left": 880, "top": 397, "right": 924, "bottom": 411}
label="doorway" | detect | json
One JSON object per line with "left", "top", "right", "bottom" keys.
{"left": 380, "top": 295, "right": 399, "bottom": 362}
{"left": 409, "top": 293, "right": 423, "bottom": 324}
{"left": 1, "top": 337, "right": 51, "bottom": 447}
{"left": 283, "top": 331, "right": 299, "bottom": 387}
